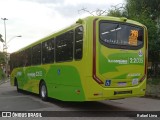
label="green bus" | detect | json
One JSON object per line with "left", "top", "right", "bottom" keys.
{"left": 10, "top": 16, "right": 148, "bottom": 101}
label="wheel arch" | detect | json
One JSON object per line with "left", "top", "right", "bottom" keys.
{"left": 14, "top": 77, "right": 17, "bottom": 86}
{"left": 39, "top": 79, "right": 46, "bottom": 94}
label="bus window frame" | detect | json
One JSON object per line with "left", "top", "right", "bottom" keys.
{"left": 99, "top": 20, "right": 144, "bottom": 50}
{"left": 74, "top": 25, "right": 84, "bottom": 60}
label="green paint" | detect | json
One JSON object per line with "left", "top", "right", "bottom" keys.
{"left": 12, "top": 65, "right": 85, "bottom": 101}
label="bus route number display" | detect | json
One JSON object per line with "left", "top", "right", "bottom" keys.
{"left": 128, "top": 30, "right": 138, "bottom": 46}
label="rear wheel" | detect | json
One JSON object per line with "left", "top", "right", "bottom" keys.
{"left": 15, "top": 79, "right": 20, "bottom": 92}
{"left": 40, "top": 81, "right": 48, "bottom": 101}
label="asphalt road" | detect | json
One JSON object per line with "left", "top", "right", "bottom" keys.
{"left": 0, "top": 81, "right": 160, "bottom": 120}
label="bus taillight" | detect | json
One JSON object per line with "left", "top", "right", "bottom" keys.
{"left": 139, "top": 75, "right": 146, "bottom": 83}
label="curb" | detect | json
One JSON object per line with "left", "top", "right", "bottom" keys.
{"left": 146, "top": 84, "right": 160, "bottom": 99}
{"left": 145, "top": 95, "right": 160, "bottom": 100}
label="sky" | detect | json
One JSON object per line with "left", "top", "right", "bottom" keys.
{"left": 0, "top": 0, "right": 124, "bottom": 53}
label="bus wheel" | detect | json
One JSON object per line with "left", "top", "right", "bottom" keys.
{"left": 40, "top": 82, "right": 48, "bottom": 101}
{"left": 15, "top": 79, "right": 20, "bottom": 92}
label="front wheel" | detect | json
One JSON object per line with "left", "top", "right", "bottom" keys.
{"left": 40, "top": 82, "right": 48, "bottom": 101}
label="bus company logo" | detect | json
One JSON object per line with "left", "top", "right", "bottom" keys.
{"left": 128, "top": 73, "right": 141, "bottom": 77}
{"left": 27, "top": 71, "right": 43, "bottom": 78}
{"left": 138, "top": 50, "right": 143, "bottom": 57}
{"left": 108, "top": 59, "right": 128, "bottom": 64}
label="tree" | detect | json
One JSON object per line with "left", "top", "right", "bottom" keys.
{"left": 0, "top": 34, "right": 4, "bottom": 42}
{"left": 0, "top": 52, "right": 5, "bottom": 65}
{"left": 107, "top": 3, "right": 126, "bottom": 17}
{"left": 107, "top": 0, "right": 160, "bottom": 77}
{"left": 78, "top": 8, "right": 108, "bottom": 16}
{"left": 0, "top": 52, "right": 6, "bottom": 80}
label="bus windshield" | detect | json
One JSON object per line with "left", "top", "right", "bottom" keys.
{"left": 99, "top": 21, "right": 144, "bottom": 49}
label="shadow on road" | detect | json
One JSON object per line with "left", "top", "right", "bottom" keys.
{"left": 18, "top": 89, "right": 130, "bottom": 111}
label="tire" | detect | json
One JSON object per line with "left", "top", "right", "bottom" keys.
{"left": 16, "top": 80, "right": 20, "bottom": 92}
{"left": 40, "top": 82, "right": 48, "bottom": 101}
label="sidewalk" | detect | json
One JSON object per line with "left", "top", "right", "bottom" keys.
{"left": 0, "top": 78, "right": 10, "bottom": 85}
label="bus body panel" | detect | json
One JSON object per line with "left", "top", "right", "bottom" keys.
{"left": 95, "top": 18, "right": 146, "bottom": 88}
{"left": 82, "top": 17, "right": 147, "bottom": 101}
{"left": 97, "top": 43, "right": 146, "bottom": 88}
{"left": 83, "top": 76, "right": 146, "bottom": 101}
{"left": 11, "top": 64, "right": 86, "bottom": 101}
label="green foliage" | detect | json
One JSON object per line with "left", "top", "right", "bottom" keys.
{"left": 147, "top": 78, "right": 160, "bottom": 85}
{"left": 0, "top": 68, "right": 6, "bottom": 81}
{"left": 0, "top": 52, "right": 5, "bottom": 80}
{"left": 134, "top": 15, "right": 158, "bottom": 51}
{"left": 0, "top": 68, "right": 2, "bottom": 80}
{"left": 0, "top": 52, "right": 5, "bottom": 65}
{"left": 107, "top": 9, "right": 123, "bottom": 17}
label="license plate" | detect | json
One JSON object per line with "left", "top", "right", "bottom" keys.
{"left": 118, "top": 82, "right": 126, "bottom": 86}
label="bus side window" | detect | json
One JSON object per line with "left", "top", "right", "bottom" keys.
{"left": 15, "top": 53, "right": 19, "bottom": 68}
{"left": 21, "top": 51, "right": 25, "bottom": 67}
{"left": 42, "top": 38, "right": 54, "bottom": 64}
{"left": 32, "top": 44, "right": 41, "bottom": 65}
{"left": 56, "top": 30, "right": 74, "bottom": 62}
{"left": 25, "top": 48, "right": 32, "bottom": 66}
{"left": 19, "top": 51, "right": 24, "bottom": 67}
{"left": 75, "top": 26, "right": 83, "bottom": 60}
